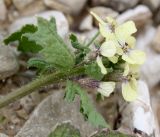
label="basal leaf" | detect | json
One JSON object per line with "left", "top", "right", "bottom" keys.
{"left": 23, "top": 17, "right": 75, "bottom": 70}
{"left": 4, "top": 24, "right": 42, "bottom": 53}
{"left": 65, "top": 81, "right": 107, "bottom": 128}
{"left": 48, "top": 123, "right": 81, "bottom": 137}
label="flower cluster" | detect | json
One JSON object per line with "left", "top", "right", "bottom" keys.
{"left": 91, "top": 12, "right": 145, "bottom": 102}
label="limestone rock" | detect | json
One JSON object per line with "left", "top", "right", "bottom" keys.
{"left": 136, "top": 24, "right": 160, "bottom": 88}
{"left": 119, "top": 81, "right": 156, "bottom": 136}
{"left": 8, "top": 11, "right": 69, "bottom": 38}
{"left": 151, "top": 26, "right": 160, "bottom": 53}
{"left": 142, "top": 0, "right": 160, "bottom": 11}
{"left": 0, "top": 0, "right": 7, "bottom": 21}
{"left": 91, "top": 0, "right": 140, "bottom": 12}
{"left": 117, "top": 5, "right": 152, "bottom": 28}
{"left": 79, "top": 15, "right": 93, "bottom": 31}
{"left": 0, "top": 133, "right": 8, "bottom": 137}
{"left": 15, "top": 90, "right": 97, "bottom": 137}
{"left": 0, "top": 46, "right": 19, "bottom": 80}
{"left": 43, "top": 0, "right": 87, "bottom": 15}
{"left": 90, "top": 6, "right": 119, "bottom": 21}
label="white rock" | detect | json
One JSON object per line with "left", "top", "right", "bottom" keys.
{"left": 0, "top": 0, "right": 7, "bottom": 21}
{"left": 90, "top": 6, "right": 119, "bottom": 21}
{"left": 9, "top": 11, "right": 69, "bottom": 38}
{"left": 151, "top": 26, "right": 160, "bottom": 53}
{"left": 79, "top": 15, "right": 93, "bottom": 31}
{"left": 136, "top": 24, "right": 160, "bottom": 88}
{"left": 0, "top": 46, "right": 19, "bottom": 80}
{"left": 15, "top": 90, "right": 97, "bottom": 137}
{"left": 142, "top": 0, "right": 160, "bottom": 10}
{"left": 13, "top": 0, "right": 34, "bottom": 11}
{"left": 119, "top": 81, "right": 157, "bottom": 136}
{"left": 43, "top": 0, "right": 87, "bottom": 15}
{"left": 91, "top": 0, "right": 140, "bottom": 12}
{"left": 0, "top": 133, "right": 8, "bottom": 137}
{"left": 117, "top": 5, "right": 152, "bottom": 28}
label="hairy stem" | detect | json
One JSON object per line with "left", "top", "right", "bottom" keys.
{"left": 0, "top": 66, "right": 85, "bottom": 108}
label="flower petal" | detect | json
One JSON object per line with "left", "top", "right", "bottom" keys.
{"left": 90, "top": 11, "right": 106, "bottom": 25}
{"left": 98, "top": 82, "right": 115, "bottom": 97}
{"left": 116, "top": 21, "right": 137, "bottom": 40}
{"left": 108, "top": 56, "right": 119, "bottom": 63}
{"left": 96, "top": 56, "right": 107, "bottom": 74}
{"left": 129, "top": 50, "right": 146, "bottom": 64}
{"left": 99, "top": 23, "right": 115, "bottom": 39}
{"left": 100, "top": 41, "right": 117, "bottom": 57}
{"left": 123, "top": 63, "right": 129, "bottom": 76}
{"left": 122, "top": 79, "right": 138, "bottom": 102}
{"left": 122, "top": 50, "right": 145, "bottom": 64}
{"left": 106, "top": 17, "right": 117, "bottom": 27}
{"left": 126, "top": 36, "right": 136, "bottom": 49}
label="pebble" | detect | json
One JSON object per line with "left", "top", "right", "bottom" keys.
{"left": 15, "top": 90, "right": 97, "bottom": 137}
{"left": 43, "top": 0, "right": 87, "bottom": 15}
{"left": 0, "top": 46, "right": 19, "bottom": 80}
{"left": 0, "top": 0, "right": 7, "bottom": 21}
{"left": 8, "top": 11, "right": 69, "bottom": 38}
{"left": 117, "top": 5, "right": 152, "bottom": 28}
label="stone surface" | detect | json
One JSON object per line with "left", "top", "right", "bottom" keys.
{"left": 0, "top": 0, "right": 7, "bottom": 21}
{"left": 79, "top": 15, "right": 93, "bottom": 31}
{"left": 136, "top": 24, "right": 160, "bottom": 88}
{"left": 15, "top": 90, "right": 97, "bottom": 137}
{"left": 91, "top": 0, "right": 140, "bottom": 12}
{"left": 119, "top": 81, "right": 156, "bottom": 136}
{"left": 0, "top": 46, "right": 19, "bottom": 80}
{"left": 117, "top": 5, "right": 152, "bottom": 28}
{"left": 43, "top": 0, "right": 87, "bottom": 15}
{"left": 0, "top": 133, "right": 8, "bottom": 137}
{"left": 8, "top": 11, "right": 69, "bottom": 38}
{"left": 142, "top": 0, "right": 160, "bottom": 11}
{"left": 90, "top": 6, "right": 119, "bottom": 21}
{"left": 152, "top": 26, "right": 160, "bottom": 53}
{"left": 13, "top": 0, "right": 34, "bottom": 11}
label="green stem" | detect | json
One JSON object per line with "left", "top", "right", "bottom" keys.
{"left": 85, "top": 31, "right": 100, "bottom": 47}
{"left": 0, "top": 66, "right": 85, "bottom": 108}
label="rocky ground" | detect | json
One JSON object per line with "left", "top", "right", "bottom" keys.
{"left": 0, "top": 0, "right": 160, "bottom": 137}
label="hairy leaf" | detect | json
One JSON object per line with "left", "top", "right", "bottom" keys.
{"left": 48, "top": 123, "right": 81, "bottom": 137}
{"left": 4, "top": 24, "right": 42, "bottom": 53}
{"left": 23, "top": 17, "right": 75, "bottom": 70}
{"left": 85, "top": 62, "right": 104, "bottom": 80}
{"left": 65, "top": 81, "right": 107, "bottom": 128}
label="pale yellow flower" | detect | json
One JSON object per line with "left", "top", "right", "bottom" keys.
{"left": 122, "top": 77, "right": 138, "bottom": 102}
{"left": 90, "top": 11, "right": 137, "bottom": 41}
{"left": 97, "top": 82, "right": 115, "bottom": 97}
{"left": 96, "top": 55, "right": 107, "bottom": 74}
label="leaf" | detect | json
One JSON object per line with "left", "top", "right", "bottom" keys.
{"left": 65, "top": 81, "right": 108, "bottom": 128}
{"left": 85, "top": 62, "right": 104, "bottom": 80}
{"left": 4, "top": 24, "right": 42, "bottom": 53}
{"left": 91, "top": 130, "right": 134, "bottom": 137}
{"left": 48, "top": 123, "right": 81, "bottom": 137}
{"left": 70, "top": 33, "right": 90, "bottom": 64}
{"left": 27, "top": 58, "right": 53, "bottom": 73}
{"left": 23, "top": 17, "right": 75, "bottom": 70}
{"left": 70, "top": 33, "right": 84, "bottom": 50}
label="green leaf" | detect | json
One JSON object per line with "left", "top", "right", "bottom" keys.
{"left": 85, "top": 62, "right": 104, "bottom": 80}
{"left": 70, "top": 33, "right": 84, "bottom": 50}
{"left": 65, "top": 81, "right": 108, "bottom": 128}
{"left": 48, "top": 123, "right": 81, "bottom": 137}
{"left": 23, "top": 17, "right": 75, "bottom": 70}
{"left": 91, "top": 130, "right": 134, "bottom": 137}
{"left": 4, "top": 24, "right": 42, "bottom": 53}
{"left": 27, "top": 58, "right": 53, "bottom": 73}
